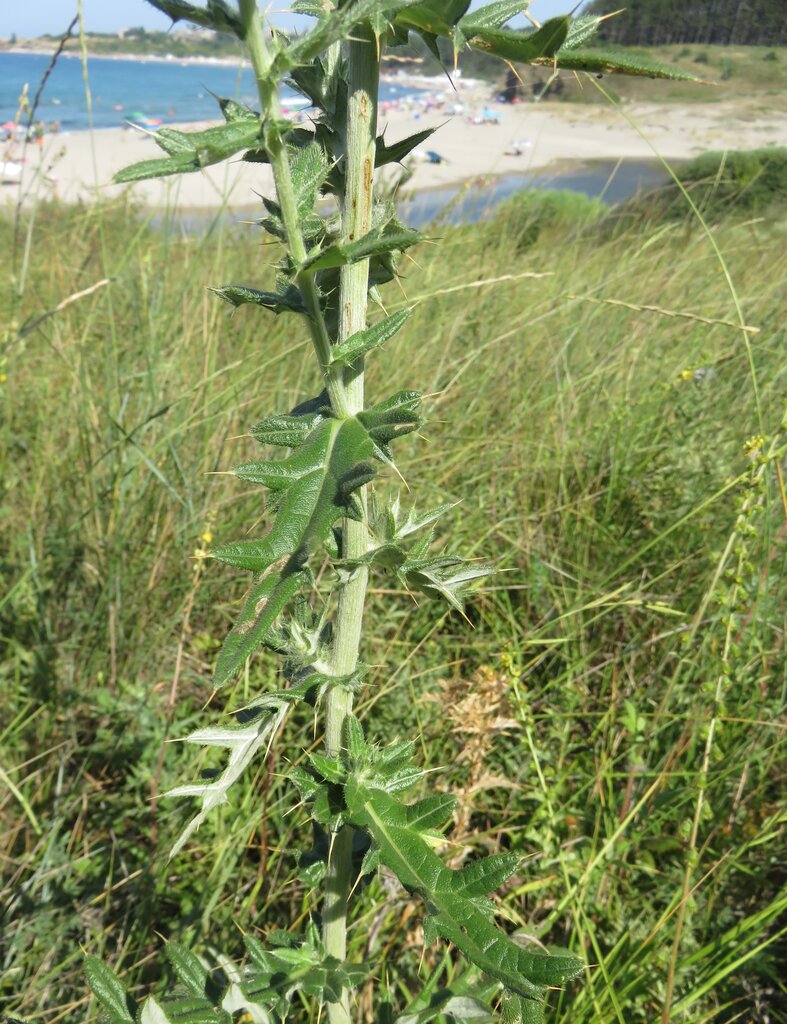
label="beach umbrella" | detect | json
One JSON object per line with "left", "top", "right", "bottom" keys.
{"left": 2, "top": 121, "right": 19, "bottom": 132}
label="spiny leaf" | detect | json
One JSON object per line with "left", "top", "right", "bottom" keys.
{"left": 145, "top": 0, "right": 244, "bottom": 36}
{"left": 212, "top": 569, "right": 311, "bottom": 685}
{"left": 560, "top": 14, "right": 603, "bottom": 50}
{"left": 344, "top": 779, "right": 584, "bottom": 999}
{"left": 394, "top": 503, "right": 456, "bottom": 539}
{"left": 376, "top": 127, "right": 437, "bottom": 167}
{"left": 457, "top": 0, "right": 528, "bottom": 34}
{"left": 358, "top": 389, "right": 422, "bottom": 463}
{"left": 291, "top": 142, "right": 331, "bottom": 218}
{"left": 84, "top": 957, "right": 135, "bottom": 1024}
{"left": 469, "top": 16, "right": 569, "bottom": 63}
{"left": 216, "top": 95, "right": 259, "bottom": 123}
{"left": 292, "top": 0, "right": 324, "bottom": 12}
{"left": 212, "top": 415, "right": 393, "bottom": 683}
{"left": 301, "top": 227, "right": 422, "bottom": 272}
{"left": 240, "top": 922, "right": 369, "bottom": 1010}
{"left": 309, "top": 752, "right": 347, "bottom": 784}
{"left": 502, "top": 993, "right": 544, "bottom": 1024}
{"left": 211, "top": 284, "right": 307, "bottom": 316}
{"left": 114, "top": 120, "right": 261, "bottom": 183}
{"left": 165, "top": 699, "right": 293, "bottom": 856}
{"left": 112, "top": 155, "right": 196, "bottom": 183}
{"left": 165, "top": 678, "right": 330, "bottom": 855}
{"left": 344, "top": 713, "right": 367, "bottom": 762}
{"left": 547, "top": 48, "right": 700, "bottom": 79}
{"left": 283, "top": 0, "right": 430, "bottom": 69}
{"left": 251, "top": 411, "right": 324, "bottom": 449}
{"left": 331, "top": 310, "right": 410, "bottom": 366}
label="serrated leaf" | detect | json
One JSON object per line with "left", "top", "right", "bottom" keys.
{"left": 216, "top": 95, "right": 259, "bottom": 123}
{"left": 115, "top": 120, "right": 261, "bottom": 183}
{"left": 398, "top": 555, "right": 495, "bottom": 612}
{"left": 283, "top": 0, "right": 428, "bottom": 68}
{"left": 302, "top": 227, "right": 422, "bottom": 272}
{"left": 291, "top": 142, "right": 331, "bottom": 218}
{"left": 212, "top": 569, "right": 311, "bottom": 685}
{"left": 139, "top": 994, "right": 228, "bottom": 1024}
{"left": 469, "top": 16, "right": 568, "bottom": 62}
{"left": 84, "top": 957, "right": 135, "bottom": 1024}
{"left": 113, "top": 155, "right": 196, "bottom": 183}
{"left": 358, "top": 390, "right": 422, "bottom": 464}
{"left": 502, "top": 993, "right": 544, "bottom": 1024}
{"left": 165, "top": 943, "right": 208, "bottom": 998}
{"left": 211, "top": 284, "right": 307, "bottom": 315}
{"left": 331, "top": 310, "right": 410, "bottom": 366}
{"left": 452, "top": 853, "right": 521, "bottom": 896}
{"left": 360, "top": 845, "right": 381, "bottom": 877}
{"left": 212, "top": 414, "right": 398, "bottom": 684}
{"left": 560, "top": 14, "right": 603, "bottom": 50}
{"left": 396, "top": 503, "right": 456, "bottom": 539}
{"left": 251, "top": 411, "right": 324, "bottom": 448}
{"left": 164, "top": 688, "right": 306, "bottom": 855}
{"left": 548, "top": 48, "right": 699, "bottom": 79}
{"left": 309, "top": 752, "right": 347, "bottom": 784}
{"left": 458, "top": 0, "right": 528, "bottom": 34}
{"left": 343, "top": 714, "right": 367, "bottom": 762}
{"left": 405, "top": 793, "right": 457, "bottom": 832}
{"left": 344, "top": 779, "right": 584, "bottom": 999}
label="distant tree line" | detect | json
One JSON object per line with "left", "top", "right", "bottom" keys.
{"left": 586, "top": 0, "right": 787, "bottom": 46}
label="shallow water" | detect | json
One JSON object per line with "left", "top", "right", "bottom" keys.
{"left": 150, "top": 159, "right": 670, "bottom": 235}
{"left": 398, "top": 160, "right": 669, "bottom": 227}
{"left": 0, "top": 51, "right": 417, "bottom": 131}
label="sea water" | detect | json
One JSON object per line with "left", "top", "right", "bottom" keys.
{"left": 0, "top": 50, "right": 417, "bottom": 131}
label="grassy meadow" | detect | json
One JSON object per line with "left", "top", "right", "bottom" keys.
{"left": 1, "top": 157, "right": 786, "bottom": 1024}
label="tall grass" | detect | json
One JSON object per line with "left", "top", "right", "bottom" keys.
{"left": 1, "top": 185, "right": 785, "bottom": 1022}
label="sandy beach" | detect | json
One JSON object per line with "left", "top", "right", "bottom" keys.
{"left": 3, "top": 94, "right": 786, "bottom": 211}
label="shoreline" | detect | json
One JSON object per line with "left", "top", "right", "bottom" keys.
{"left": 2, "top": 45, "right": 251, "bottom": 69}
{"left": 0, "top": 45, "right": 462, "bottom": 84}
{"left": 2, "top": 97, "right": 785, "bottom": 212}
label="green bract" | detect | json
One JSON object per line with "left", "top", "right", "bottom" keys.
{"left": 84, "top": 3, "right": 698, "bottom": 1024}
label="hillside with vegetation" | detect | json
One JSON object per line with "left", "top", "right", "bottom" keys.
{"left": 1, "top": 27, "right": 243, "bottom": 59}
{"left": 1, "top": 150, "right": 785, "bottom": 1022}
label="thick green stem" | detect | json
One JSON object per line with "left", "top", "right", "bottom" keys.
{"left": 241, "top": 5, "right": 379, "bottom": 1019}
{"left": 321, "top": 23, "right": 380, "bottom": 1024}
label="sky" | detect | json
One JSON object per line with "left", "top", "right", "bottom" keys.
{"left": 0, "top": 1, "right": 583, "bottom": 40}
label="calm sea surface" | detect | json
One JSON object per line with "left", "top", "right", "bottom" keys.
{"left": 0, "top": 51, "right": 415, "bottom": 130}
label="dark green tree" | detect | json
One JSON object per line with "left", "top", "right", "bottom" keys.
{"left": 587, "top": 0, "right": 787, "bottom": 45}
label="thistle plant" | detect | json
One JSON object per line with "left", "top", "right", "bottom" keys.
{"left": 82, "top": 4, "right": 694, "bottom": 1023}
